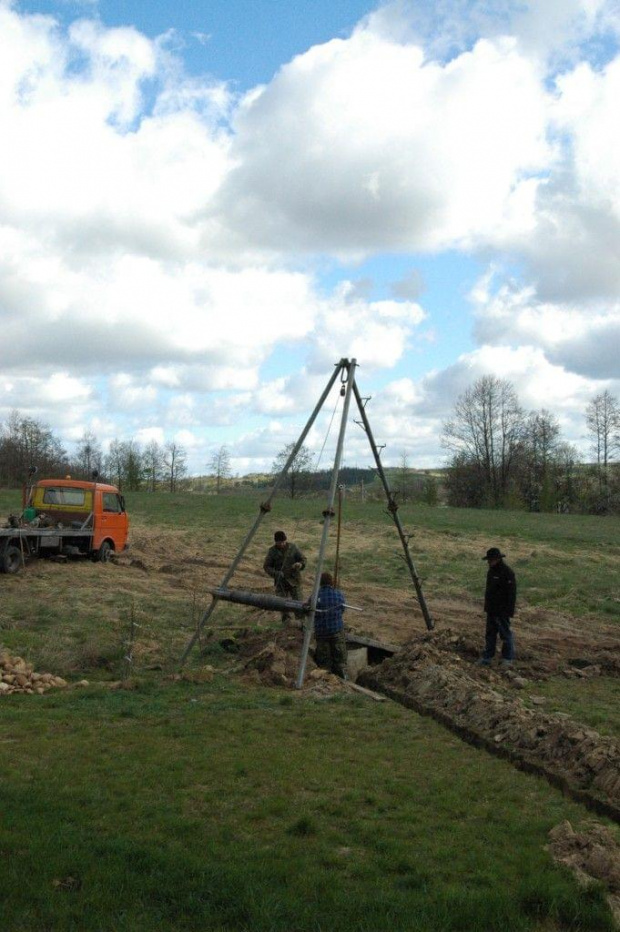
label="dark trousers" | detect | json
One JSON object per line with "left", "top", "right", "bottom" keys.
{"left": 315, "top": 631, "right": 348, "bottom": 679}
{"left": 484, "top": 613, "right": 515, "bottom": 660}
{"left": 275, "top": 581, "right": 302, "bottom": 623}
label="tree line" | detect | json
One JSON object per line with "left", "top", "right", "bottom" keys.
{"left": 0, "top": 413, "right": 188, "bottom": 491}
{"left": 0, "top": 413, "right": 243, "bottom": 494}
{"left": 2, "top": 381, "right": 618, "bottom": 513}
{"left": 442, "top": 378, "right": 620, "bottom": 514}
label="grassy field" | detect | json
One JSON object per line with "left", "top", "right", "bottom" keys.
{"left": 1, "top": 677, "right": 616, "bottom": 931}
{"left": 1, "top": 488, "right": 619, "bottom": 930}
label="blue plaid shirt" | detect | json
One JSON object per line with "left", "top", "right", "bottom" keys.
{"left": 315, "top": 585, "right": 345, "bottom": 636}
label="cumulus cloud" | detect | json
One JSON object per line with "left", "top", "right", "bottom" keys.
{"left": 409, "top": 344, "right": 598, "bottom": 456}
{"left": 1, "top": 0, "right": 619, "bottom": 470}
{"left": 0, "top": 3, "right": 434, "bottom": 455}
{"left": 215, "top": 27, "right": 550, "bottom": 254}
{"left": 365, "top": 0, "right": 619, "bottom": 64}
{"left": 470, "top": 278, "right": 620, "bottom": 380}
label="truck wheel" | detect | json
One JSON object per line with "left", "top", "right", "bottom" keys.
{"left": 94, "top": 541, "right": 112, "bottom": 563}
{"left": 2, "top": 546, "right": 23, "bottom": 574}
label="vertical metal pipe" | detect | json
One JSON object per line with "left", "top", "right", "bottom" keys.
{"left": 262, "top": 360, "right": 347, "bottom": 506}
{"left": 179, "top": 360, "right": 347, "bottom": 666}
{"left": 333, "top": 485, "right": 343, "bottom": 586}
{"left": 296, "top": 359, "right": 357, "bottom": 689}
{"left": 352, "top": 380, "right": 434, "bottom": 631}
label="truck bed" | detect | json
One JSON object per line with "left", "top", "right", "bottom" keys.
{"left": 0, "top": 527, "right": 93, "bottom": 539}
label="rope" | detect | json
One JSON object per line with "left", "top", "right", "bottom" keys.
{"left": 314, "top": 388, "right": 341, "bottom": 473}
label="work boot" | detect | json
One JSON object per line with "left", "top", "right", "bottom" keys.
{"left": 477, "top": 658, "right": 491, "bottom": 666}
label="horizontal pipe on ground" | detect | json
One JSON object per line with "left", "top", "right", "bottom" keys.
{"left": 210, "top": 588, "right": 310, "bottom": 614}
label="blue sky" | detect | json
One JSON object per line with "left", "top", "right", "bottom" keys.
{"left": 21, "top": 0, "right": 376, "bottom": 87}
{"left": 2, "top": 0, "right": 620, "bottom": 473}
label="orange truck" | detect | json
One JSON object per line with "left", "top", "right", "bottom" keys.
{"left": 0, "top": 477, "right": 129, "bottom": 574}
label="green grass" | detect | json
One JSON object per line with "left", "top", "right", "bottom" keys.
{"left": 528, "top": 677, "right": 620, "bottom": 737}
{"left": 114, "top": 491, "right": 620, "bottom": 619}
{"left": 0, "top": 677, "right": 616, "bottom": 931}
{"left": 1, "top": 486, "right": 618, "bottom": 664}
{"left": 1, "top": 488, "right": 619, "bottom": 929}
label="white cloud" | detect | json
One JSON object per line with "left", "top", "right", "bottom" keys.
{"left": 174, "top": 428, "right": 198, "bottom": 448}
{"left": 471, "top": 277, "right": 620, "bottom": 380}
{"left": 135, "top": 426, "right": 165, "bottom": 445}
{"left": 47, "top": 372, "right": 92, "bottom": 402}
{"left": 413, "top": 344, "right": 597, "bottom": 457}
{"left": 216, "top": 28, "right": 551, "bottom": 254}
{"left": 108, "top": 374, "right": 158, "bottom": 409}
{"left": 1, "top": 1, "right": 619, "bottom": 472}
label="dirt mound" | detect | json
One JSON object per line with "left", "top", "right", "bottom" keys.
{"left": 549, "top": 821, "right": 620, "bottom": 924}
{"left": 0, "top": 651, "right": 69, "bottom": 695}
{"left": 203, "top": 624, "right": 350, "bottom": 695}
{"left": 359, "top": 629, "right": 620, "bottom": 819}
{"left": 242, "top": 641, "right": 303, "bottom": 687}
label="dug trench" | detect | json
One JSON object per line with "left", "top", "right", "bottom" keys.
{"left": 357, "top": 626, "right": 620, "bottom": 926}
{"left": 218, "top": 621, "right": 620, "bottom": 824}
{"left": 209, "top": 622, "right": 620, "bottom": 924}
{"left": 112, "top": 533, "right": 620, "bottom": 828}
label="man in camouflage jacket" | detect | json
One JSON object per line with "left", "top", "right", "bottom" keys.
{"left": 263, "top": 530, "right": 306, "bottom": 623}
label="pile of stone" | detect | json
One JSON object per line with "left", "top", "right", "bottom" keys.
{"left": 0, "top": 652, "right": 68, "bottom": 696}
{"left": 359, "top": 631, "right": 620, "bottom": 817}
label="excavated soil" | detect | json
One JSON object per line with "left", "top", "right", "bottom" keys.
{"left": 548, "top": 821, "right": 620, "bottom": 924}
{"left": 0, "top": 651, "right": 80, "bottom": 695}
{"left": 357, "top": 628, "right": 620, "bottom": 820}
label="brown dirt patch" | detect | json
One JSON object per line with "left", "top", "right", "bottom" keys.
{"left": 548, "top": 820, "right": 620, "bottom": 924}
{"left": 112, "top": 519, "right": 620, "bottom": 682}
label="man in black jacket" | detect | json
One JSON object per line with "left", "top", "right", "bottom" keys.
{"left": 479, "top": 547, "right": 516, "bottom": 666}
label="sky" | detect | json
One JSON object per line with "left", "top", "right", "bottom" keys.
{"left": 1, "top": 0, "right": 620, "bottom": 475}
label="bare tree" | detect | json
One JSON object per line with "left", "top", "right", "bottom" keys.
{"left": 271, "top": 442, "right": 314, "bottom": 499}
{"left": 0, "top": 410, "right": 68, "bottom": 486}
{"left": 143, "top": 440, "right": 164, "bottom": 492}
{"left": 209, "top": 445, "right": 232, "bottom": 494}
{"left": 74, "top": 430, "right": 104, "bottom": 479}
{"left": 122, "top": 440, "right": 144, "bottom": 491}
{"left": 103, "top": 439, "right": 143, "bottom": 490}
{"left": 396, "top": 451, "right": 412, "bottom": 503}
{"left": 518, "top": 410, "right": 561, "bottom": 511}
{"left": 442, "top": 376, "right": 525, "bottom": 507}
{"left": 105, "top": 439, "right": 125, "bottom": 489}
{"left": 553, "top": 442, "right": 581, "bottom": 512}
{"left": 164, "top": 441, "right": 187, "bottom": 492}
{"left": 586, "top": 391, "right": 619, "bottom": 499}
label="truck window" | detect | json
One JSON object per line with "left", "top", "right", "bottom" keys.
{"left": 42, "top": 488, "right": 86, "bottom": 506}
{"left": 102, "top": 493, "right": 123, "bottom": 513}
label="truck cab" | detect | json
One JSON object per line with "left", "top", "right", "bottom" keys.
{"left": 30, "top": 479, "right": 129, "bottom": 560}
{"left": 0, "top": 477, "right": 129, "bottom": 573}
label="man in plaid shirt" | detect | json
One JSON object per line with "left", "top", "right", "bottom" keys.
{"left": 314, "top": 571, "right": 348, "bottom": 679}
